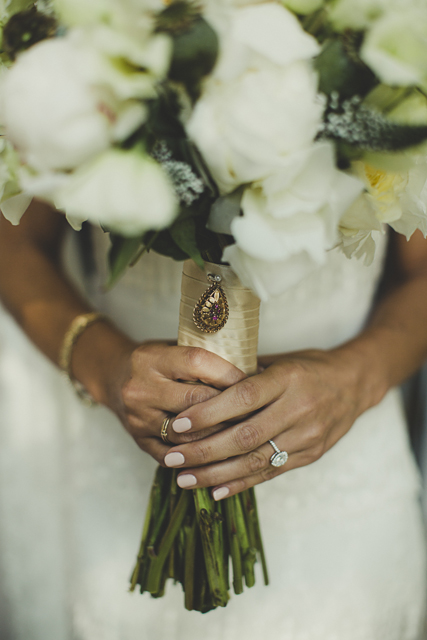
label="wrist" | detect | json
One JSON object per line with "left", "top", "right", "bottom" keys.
{"left": 333, "top": 333, "right": 390, "bottom": 415}
{"left": 71, "top": 319, "right": 136, "bottom": 409}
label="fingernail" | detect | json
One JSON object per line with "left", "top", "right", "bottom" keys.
{"left": 173, "top": 417, "right": 192, "bottom": 433}
{"left": 212, "top": 487, "right": 230, "bottom": 501}
{"left": 177, "top": 474, "right": 197, "bottom": 489}
{"left": 164, "top": 452, "right": 185, "bottom": 467}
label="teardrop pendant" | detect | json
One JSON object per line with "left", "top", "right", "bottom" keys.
{"left": 193, "top": 273, "right": 229, "bottom": 334}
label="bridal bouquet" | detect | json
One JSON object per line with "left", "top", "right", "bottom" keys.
{"left": 1, "top": 0, "right": 427, "bottom": 612}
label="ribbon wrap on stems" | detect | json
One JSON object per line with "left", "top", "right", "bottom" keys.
{"left": 130, "top": 261, "right": 268, "bottom": 612}
{"left": 178, "top": 260, "right": 260, "bottom": 376}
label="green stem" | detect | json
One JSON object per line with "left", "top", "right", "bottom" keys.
{"left": 194, "top": 488, "right": 230, "bottom": 607}
{"left": 248, "top": 488, "right": 269, "bottom": 586}
{"left": 146, "top": 489, "right": 192, "bottom": 595}
{"left": 130, "top": 465, "right": 170, "bottom": 592}
{"left": 224, "top": 496, "right": 243, "bottom": 595}
{"left": 184, "top": 518, "right": 197, "bottom": 611}
{"left": 235, "top": 493, "right": 256, "bottom": 588}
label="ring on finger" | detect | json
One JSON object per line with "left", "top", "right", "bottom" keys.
{"left": 161, "top": 415, "right": 174, "bottom": 445}
{"left": 268, "top": 439, "right": 288, "bottom": 468}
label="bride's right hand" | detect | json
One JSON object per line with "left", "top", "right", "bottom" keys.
{"left": 78, "top": 332, "right": 246, "bottom": 464}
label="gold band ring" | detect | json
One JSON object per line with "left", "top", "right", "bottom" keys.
{"left": 161, "top": 416, "right": 173, "bottom": 445}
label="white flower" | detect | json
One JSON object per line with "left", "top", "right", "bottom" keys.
{"left": 204, "top": 2, "right": 320, "bottom": 82}
{"left": 0, "top": 29, "right": 170, "bottom": 172}
{"left": 52, "top": 0, "right": 164, "bottom": 32}
{"left": 187, "top": 61, "right": 323, "bottom": 195}
{"left": 392, "top": 156, "right": 427, "bottom": 238}
{"left": 337, "top": 193, "right": 382, "bottom": 265}
{"left": 0, "top": 136, "right": 31, "bottom": 224}
{"left": 360, "top": 9, "right": 427, "bottom": 89}
{"left": 337, "top": 158, "right": 427, "bottom": 263}
{"left": 32, "top": 149, "right": 179, "bottom": 236}
{"left": 281, "top": 0, "right": 324, "bottom": 16}
{"left": 222, "top": 143, "right": 363, "bottom": 300}
{"left": 328, "top": 0, "right": 422, "bottom": 31}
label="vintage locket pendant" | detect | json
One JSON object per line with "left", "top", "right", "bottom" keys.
{"left": 193, "top": 273, "right": 229, "bottom": 334}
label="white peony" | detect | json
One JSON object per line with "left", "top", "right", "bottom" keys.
{"left": 187, "top": 61, "right": 324, "bottom": 195}
{"left": 26, "top": 149, "right": 179, "bottom": 236}
{"left": 360, "top": 9, "right": 427, "bottom": 89}
{"left": 0, "top": 30, "right": 170, "bottom": 172}
{"left": 222, "top": 143, "right": 363, "bottom": 300}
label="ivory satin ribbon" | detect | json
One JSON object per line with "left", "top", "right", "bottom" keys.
{"left": 178, "top": 260, "right": 260, "bottom": 376}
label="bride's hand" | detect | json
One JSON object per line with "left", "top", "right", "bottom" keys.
{"left": 95, "top": 338, "right": 246, "bottom": 464}
{"left": 162, "top": 346, "right": 384, "bottom": 498}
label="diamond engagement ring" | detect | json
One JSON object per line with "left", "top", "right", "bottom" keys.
{"left": 161, "top": 416, "right": 173, "bottom": 445}
{"left": 268, "top": 440, "right": 289, "bottom": 468}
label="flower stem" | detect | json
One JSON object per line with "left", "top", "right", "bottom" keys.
{"left": 248, "top": 488, "right": 269, "bottom": 586}
{"left": 194, "top": 488, "right": 230, "bottom": 607}
{"left": 224, "top": 496, "right": 243, "bottom": 595}
{"left": 146, "top": 488, "right": 191, "bottom": 596}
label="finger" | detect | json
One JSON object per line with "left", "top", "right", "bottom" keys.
{"left": 165, "top": 401, "right": 294, "bottom": 468}
{"left": 174, "top": 430, "right": 302, "bottom": 489}
{"left": 160, "top": 380, "right": 222, "bottom": 415}
{"left": 135, "top": 436, "right": 170, "bottom": 465}
{"left": 159, "top": 413, "right": 233, "bottom": 447}
{"left": 171, "top": 368, "right": 282, "bottom": 435}
{"left": 211, "top": 448, "right": 315, "bottom": 500}
{"left": 161, "top": 346, "right": 246, "bottom": 390}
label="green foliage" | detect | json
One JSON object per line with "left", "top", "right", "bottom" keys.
{"left": 315, "top": 37, "right": 377, "bottom": 98}
{"left": 168, "top": 17, "right": 219, "bottom": 101}
{"left": 169, "top": 214, "right": 204, "bottom": 268}
{"left": 107, "top": 234, "right": 144, "bottom": 289}
{"left": 2, "top": 6, "right": 57, "bottom": 59}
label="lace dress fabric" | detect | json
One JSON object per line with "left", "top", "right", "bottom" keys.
{"left": 0, "top": 229, "right": 425, "bottom": 640}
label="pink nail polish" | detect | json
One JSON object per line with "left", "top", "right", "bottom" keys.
{"left": 173, "top": 417, "right": 192, "bottom": 433}
{"left": 177, "top": 474, "right": 197, "bottom": 489}
{"left": 212, "top": 487, "right": 230, "bottom": 501}
{"left": 164, "top": 452, "right": 185, "bottom": 467}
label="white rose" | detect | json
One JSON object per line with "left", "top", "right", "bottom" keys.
{"left": 223, "top": 243, "right": 322, "bottom": 300}
{"left": 187, "top": 61, "right": 324, "bottom": 194}
{"left": 360, "top": 9, "right": 427, "bottom": 89}
{"left": 43, "top": 149, "right": 178, "bottom": 236}
{"left": 204, "top": 3, "right": 320, "bottom": 82}
{"left": 222, "top": 143, "right": 363, "bottom": 300}
{"left": 0, "top": 31, "right": 169, "bottom": 172}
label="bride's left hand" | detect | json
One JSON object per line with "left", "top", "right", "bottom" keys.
{"left": 163, "top": 346, "right": 384, "bottom": 499}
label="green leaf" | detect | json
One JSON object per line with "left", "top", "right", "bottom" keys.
{"left": 170, "top": 216, "right": 204, "bottom": 268}
{"left": 315, "top": 38, "right": 377, "bottom": 98}
{"left": 169, "top": 17, "right": 219, "bottom": 100}
{"left": 146, "top": 229, "right": 189, "bottom": 262}
{"left": 106, "top": 234, "right": 143, "bottom": 289}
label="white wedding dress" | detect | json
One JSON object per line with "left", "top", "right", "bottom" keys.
{"left": 0, "top": 229, "right": 425, "bottom": 640}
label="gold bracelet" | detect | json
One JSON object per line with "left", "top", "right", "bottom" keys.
{"left": 59, "top": 312, "right": 105, "bottom": 406}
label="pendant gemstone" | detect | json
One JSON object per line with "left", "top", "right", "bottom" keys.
{"left": 193, "top": 283, "right": 229, "bottom": 334}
